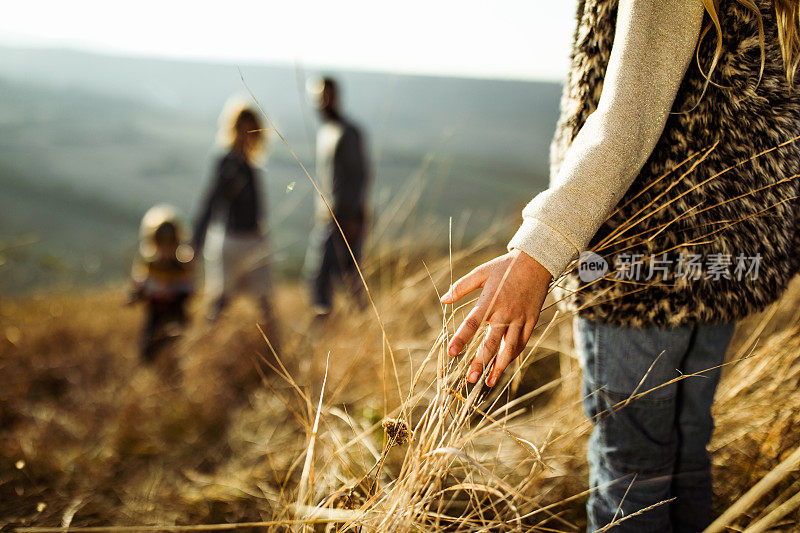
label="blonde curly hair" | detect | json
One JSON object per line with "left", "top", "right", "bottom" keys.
{"left": 702, "top": 0, "right": 800, "bottom": 86}
{"left": 216, "top": 97, "right": 267, "bottom": 164}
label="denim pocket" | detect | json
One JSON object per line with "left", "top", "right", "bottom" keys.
{"left": 594, "top": 388, "right": 678, "bottom": 474}
{"left": 595, "top": 320, "right": 691, "bottom": 402}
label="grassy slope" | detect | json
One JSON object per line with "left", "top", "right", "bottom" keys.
{"left": 1, "top": 235, "right": 799, "bottom": 531}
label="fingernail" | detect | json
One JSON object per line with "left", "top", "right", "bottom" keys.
{"left": 486, "top": 376, "right": 495, "bottom": 387}
{"left": 468, "top": 372, "right": 480, "bottom": 383}
{"left": 449, "top": 344, "right": 460, "bottom": 356}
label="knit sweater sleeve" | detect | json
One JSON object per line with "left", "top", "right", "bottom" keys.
{"left": 508, "top": 0, "right": 705, "bottom": 278}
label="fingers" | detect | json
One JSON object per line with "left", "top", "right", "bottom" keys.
{"left": 467, "top": 322, "right": 506, "bottom": 383}
{"left": 448, "top": 304, "right": 486, "bottom": 357}
{"left": 441, "top": 264, "right": 489, "bottom": 304}
{"left": 466, "top": 343, "right": 486, "bottom": 384}
{"left": 521, "top": 319, "right": 536, "bottom": 349}
{"left": 487, "top": 323, "right": 523, "bottom": 387}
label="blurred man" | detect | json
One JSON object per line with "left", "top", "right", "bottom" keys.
{"left": 305, "top": 77, "right": 370, "bottom": 318}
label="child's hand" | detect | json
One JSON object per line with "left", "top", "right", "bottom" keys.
{"left": 441, "top": 249, "right": 551, "bottom": 387}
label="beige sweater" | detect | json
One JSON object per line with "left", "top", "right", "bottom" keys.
{"left": 508, "top": 0, "right": 706, "bottom": 278}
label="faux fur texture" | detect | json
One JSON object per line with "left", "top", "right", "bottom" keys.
{"left": 555, "top": 0, "right": 800, "bottom": 327}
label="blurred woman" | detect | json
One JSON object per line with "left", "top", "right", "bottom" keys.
{"left": 192, "top": 101, "right": 277, "bottom": 334}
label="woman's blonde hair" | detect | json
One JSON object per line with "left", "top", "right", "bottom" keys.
{"left": 701, "top": 0, "right": 800, "bottom": 87}
{"left": 216, "top": 96, "right": 267, "bottom": 164}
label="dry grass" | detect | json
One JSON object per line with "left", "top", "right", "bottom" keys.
{"left": 2, "top": 242, "right": 800, "bottom": 531}
{"left": 4, "top": 100, "right": 800, "bottom": 531}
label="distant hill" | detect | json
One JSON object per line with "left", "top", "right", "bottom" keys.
{"left": 0, "top": 46, "right": 562, "bottom": 293}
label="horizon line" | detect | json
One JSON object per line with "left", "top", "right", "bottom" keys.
{"left": 0, "top": 41, "right": 567, "bottom": 85}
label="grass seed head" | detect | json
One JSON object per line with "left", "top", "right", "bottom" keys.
{"left": 382, "top": 417, "right": 412, "bottom": 447}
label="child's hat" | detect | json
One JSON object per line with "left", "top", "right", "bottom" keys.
{"left": 139, "top": 204, "right": 193, "bottom": 262}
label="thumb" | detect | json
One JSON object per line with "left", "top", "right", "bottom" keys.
{"left": 441, "top": 264, "right": 490, "bottom": 304}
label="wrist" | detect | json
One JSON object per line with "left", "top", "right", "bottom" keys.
{"left": 507, "top": 217, "right": 579, "bottom": 278}
{"left": 510, "top": 248, "right": 552, "bottom": 281}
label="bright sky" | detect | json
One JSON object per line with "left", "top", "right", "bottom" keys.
{"left": 0, "top": 0, "right": 577, "bottom": 81}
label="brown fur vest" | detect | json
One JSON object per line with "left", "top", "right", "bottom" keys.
{"left": 555, "top": 0, "right": 800, "bottom": 327}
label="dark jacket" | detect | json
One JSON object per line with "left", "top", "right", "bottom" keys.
{"left": 193, "top": 151, "right": 263, "bottom": 250}
{"left": 332, "top": 120, "right": 369, "bottom": 223}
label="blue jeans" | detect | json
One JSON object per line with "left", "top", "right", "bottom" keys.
{"left": 576, "top": 318, "right": 735, "bottom": 532}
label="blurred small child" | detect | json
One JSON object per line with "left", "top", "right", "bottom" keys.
{"left": 129, "top": 205, "right": 195, "bottom": 363}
